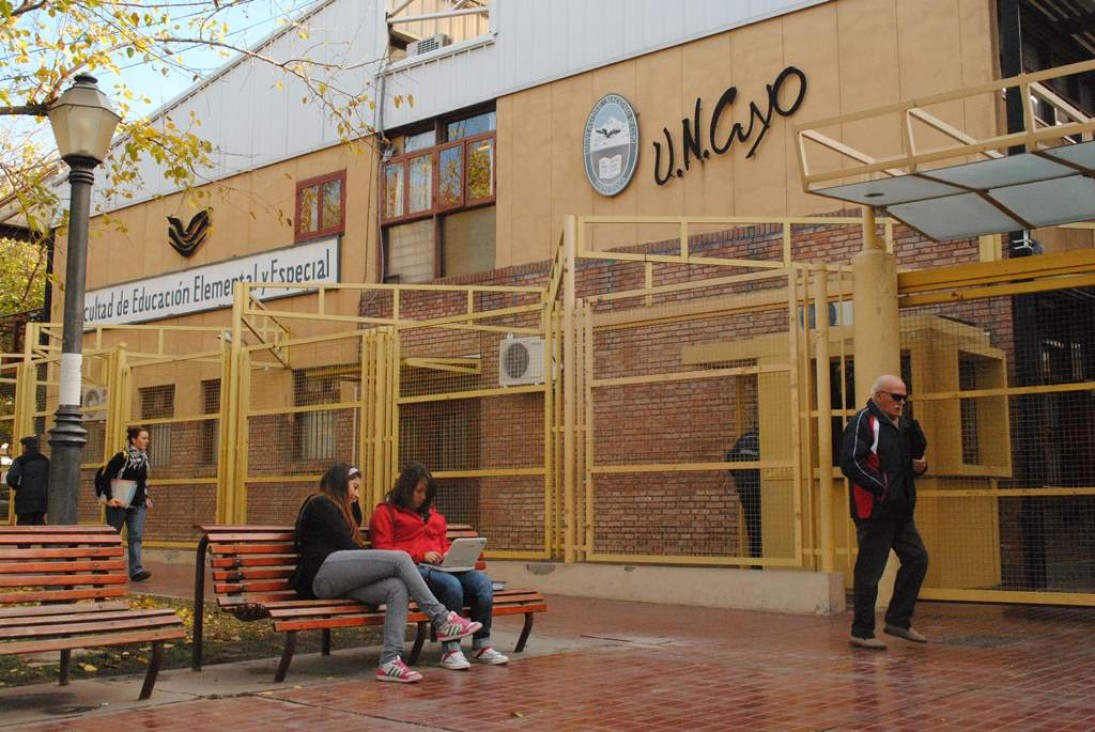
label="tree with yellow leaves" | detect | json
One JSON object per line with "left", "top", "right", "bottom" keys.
{"left": 0, "top": 0, "right": 384, "bottom": 239}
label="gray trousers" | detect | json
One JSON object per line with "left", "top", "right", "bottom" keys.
{"left": 312, "top": 549, "right": 449, "bottom": 664}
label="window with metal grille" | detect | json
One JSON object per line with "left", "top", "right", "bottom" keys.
{"left": 139, "top": 385, "right": 174, "bottom": 467}
{"left": 200, "top": 379, "right": 220, "bottom": 464}
{"left": 294, "top": 369, "right": 339, "bottom": 461}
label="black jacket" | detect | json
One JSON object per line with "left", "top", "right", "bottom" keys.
{"left": 96, "top": 449, "right": 150, "bottom": 508}
{"left": 839, "top": 399, "right": 926, "bottom": 521}
{"left": 7, "top": 451, "right": 49, "bottom": 514}
{"left": 290, "top": 494, "right": 361, "bottom": 598}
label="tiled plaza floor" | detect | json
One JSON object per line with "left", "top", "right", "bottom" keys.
{"left": 4, "top": 557, "right": 1094, "bottom": 731}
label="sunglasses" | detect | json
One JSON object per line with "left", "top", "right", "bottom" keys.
{"left": 881, "top": 391, "right": 909, "bottom": 402}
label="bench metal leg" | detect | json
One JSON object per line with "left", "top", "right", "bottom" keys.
{"left": 275, "top": 631, "right": 297, "bottom": 682}
{"left": 408, "top": 621, "right": 428, "bottom": 664}
{"left": 59, "top": 649, "right": 71, "bottom": 686}
{"left": 322, "top": 629, "right": 331, "bottom": 656}
{"left": 140, "top": 641, "right": 165, "bottom": 700}
{"left": 192, "top": 534, "right": 210, "bottom": 672}
{"left": 515, "top": 612, "right": 534, "bottom": 653}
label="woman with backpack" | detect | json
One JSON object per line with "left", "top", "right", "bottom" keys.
{"left": 96, "top": 425, "right": 153, "bottom": 582}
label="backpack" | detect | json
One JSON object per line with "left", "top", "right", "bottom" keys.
{"left": 94, "top": 456, "right": 119, "bottom": 496}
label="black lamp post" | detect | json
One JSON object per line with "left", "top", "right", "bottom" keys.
{"left": 46, "top": 74, "right": 121, "bottom": 525}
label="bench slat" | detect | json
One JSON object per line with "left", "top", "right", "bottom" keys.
{"left": 0, "top": 559, "right": 128, "bottom": 575}
{"left": 0, "top": 573, "right": 129, "bottom": 588}
{"left": 0, "top": 547, "right": 124, "bottom": 561}
{"left": 206, "top": 543, "right": 295, "bottom": 554}
{"left": 0, "top": 607, "right": 151, "bottom": 628}
{"left": 0, "top": 533, "right": 121, "bottom": 545}
{"left": 0, "top": 602, "right": 132, "bottom": 620}
{"left": 0, "top": 587, "right": 129, "bottom": 604}
{"left": 210, "top": 555, "right": 297, "bottom": 568}
{"left": 0, "top": 626, "right": 186, "bottom": 656}
{"left": 211, "top": 566, "right": 295, "bottom": 580}
{"left": 0, "top": 610, "right": 184, "bottom": 640}
{"left": 218, "top": 591, "right": 302, "bottom": 609}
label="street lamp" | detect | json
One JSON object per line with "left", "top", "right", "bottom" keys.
{"left": 46, "top": 74, "right": 121, "bottom": 525}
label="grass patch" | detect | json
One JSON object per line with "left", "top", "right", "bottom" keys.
{"left": 0, "top": 594, "right": 384, "bottom": 689}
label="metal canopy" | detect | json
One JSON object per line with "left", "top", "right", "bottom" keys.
{"left": 813, "top": 142, "right": 1095, "bottom": 241}
{"left": 796, "top": 60, "right": 1095, "bottom": 242}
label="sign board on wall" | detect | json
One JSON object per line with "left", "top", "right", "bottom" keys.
{"left": 83, "top": 237, "right": 340, "bottom": 327}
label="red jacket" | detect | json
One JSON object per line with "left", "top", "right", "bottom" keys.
{"left": 369, "top": 502, "right": 450, "bottom": 564}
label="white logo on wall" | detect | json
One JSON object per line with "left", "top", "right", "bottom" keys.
{"left": 583, "top": 94, "right": 639, "bottom": 197}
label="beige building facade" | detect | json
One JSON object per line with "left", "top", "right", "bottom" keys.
{"left": 22, "top": 0, "right": 1094, "bottom": 609}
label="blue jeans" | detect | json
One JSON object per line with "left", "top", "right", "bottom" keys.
{"left": 419, "top": 566, "right": 493, "bottom": 652}
{"left": 312, "top": 549, "right": 450, "bottom": 665}
{"left": 105, "top": 504, "right": 146, "bottom": 579}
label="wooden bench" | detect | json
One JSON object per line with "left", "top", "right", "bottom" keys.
{"left": 0, "top": 525, "right": 187, "bottom": 700}
{"left": 192, "top": 524, "right": 547, "bottom": 681}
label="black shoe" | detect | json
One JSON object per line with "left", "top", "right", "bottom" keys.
{"left": 884, "top": 624, "right": 927, "bottom": 643}
{"left": 849, "top": 635, "right": 887, "bottom": 650}
{"left": 131, "top": 570, "right": 152, "bottom": 582}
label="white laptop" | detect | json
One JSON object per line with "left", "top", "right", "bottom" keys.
{"left": 435, "top": 537, "right": 487, "bottom": 573}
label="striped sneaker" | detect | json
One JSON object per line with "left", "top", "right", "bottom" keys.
{"left": 440, "top": 649, "right": 471, "bottom": 670}
{"left": 376, "top": 657, "right": 423, "bottom": 683}
{"left": 436, "top": 611, "right": 482, "bottom": 642}
{"left": 472, "top": 646, "right": 509, "bottom": 665}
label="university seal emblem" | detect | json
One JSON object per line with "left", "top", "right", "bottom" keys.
{"left": 583, "top": 94, "right": 639, "bottom": 197}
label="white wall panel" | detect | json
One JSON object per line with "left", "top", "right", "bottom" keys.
{"left": 101, "top": 0, "right": 386, "bottom": 211}
{"left": 101, "top": 0, "right": 829, "bottom": 212}
{"left": 381, "top": 0, "right": 829, "bottom": 130}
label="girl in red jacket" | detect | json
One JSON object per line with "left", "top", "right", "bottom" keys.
{"left": 369, "top": 462, "right": 508, "bottom": 670}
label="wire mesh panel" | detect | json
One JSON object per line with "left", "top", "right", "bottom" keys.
{"left": 120, "top": 337, "right": 224, "bottom": 543}
{"left": 897, "top": 287, "right": 1095, "bottom": 601}
{"left": 244, "top": 332, "right": 364, "bottom": 526}
{"left": 583, "top": 275, "right": 800, "bottom": 566}
{"left": 395, "top": 291, "right": 550, "bottom": 558}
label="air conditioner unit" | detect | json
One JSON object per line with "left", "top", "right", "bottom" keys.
{"left": 499, "top": 336, "right": 545, "bottom": 387}
{"left": 406, "top": 33, "right": 452, "bottom": 57}
{"left": 82, "top": 386, "right": 107, "bottom": 416}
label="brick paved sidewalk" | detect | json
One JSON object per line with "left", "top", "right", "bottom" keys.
{"left": 4, "top": 557, "right": 1094, "bottom": 731}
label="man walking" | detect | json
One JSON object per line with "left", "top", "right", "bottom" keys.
{"left": 7, "top": 435, "right": 50, "bottom": 525}
{"left": 839, "top": 374, "right": 928, "bottom": 649}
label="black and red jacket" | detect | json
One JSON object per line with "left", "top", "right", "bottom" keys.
{"left": 839, "top": 399, "right": 926, "bottom": 521}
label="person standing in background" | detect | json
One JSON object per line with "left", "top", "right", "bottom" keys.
{"left": 7, "top": 435, "right": 49, "bottom": 525}
{"left": 727, "top": 428, "right": 762, "bottom": 561}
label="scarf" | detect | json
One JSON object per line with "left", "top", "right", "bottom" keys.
{"left": 122, "top": 444, "right": 150, "bottom": 476}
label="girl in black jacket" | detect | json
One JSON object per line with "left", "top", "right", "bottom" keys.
{"left": 98, "top": 426, "right": 153, "bottom": 582}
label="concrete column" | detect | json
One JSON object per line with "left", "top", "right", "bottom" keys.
{"left": 850, "top": 208, "right": 902, "bottom": 608}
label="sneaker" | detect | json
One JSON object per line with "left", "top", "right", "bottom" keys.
{"left": 849, "top": 635, "right": 887, "bottom": 650}
{"left": 436, "top": 611, "right": 482, "bottom": 643}
{"left": 376, "top": 657, "right": 423, "bottom": 683}
{"left": 440, "top": 649, "right": 470, "bottom": 670}
{"left": 472, "top": 646, "right": 509, "bottom": 665}
{"left": 884, "top": 624, "right": 928, "bottom": 643}
{"left": 131, "top": 570, "right": 152, "bottom": 582}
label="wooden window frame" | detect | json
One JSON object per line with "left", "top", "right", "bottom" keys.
{"left": 380, "top": 133, "right": 496, "bottom": 225}
{"left": 295, "top": 170, "right": 347, "bottom": 243}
